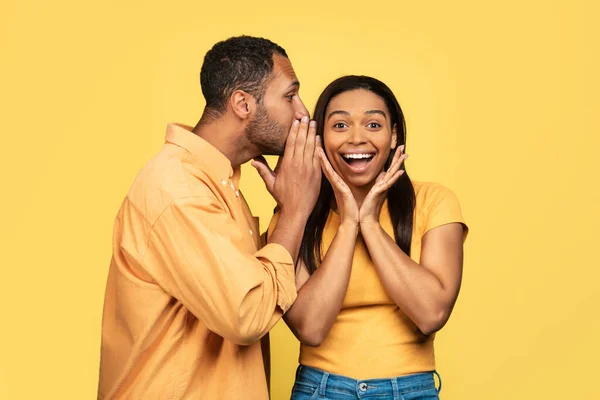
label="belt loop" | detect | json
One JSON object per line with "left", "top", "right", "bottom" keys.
{"left": 319, "top": 371, "right": 329, "bottom": 397}
{"left": 391, "top": 377, "right": 400, "bottom": 399}
{"left": 433, "top": 370, "right": 442, "bottom": 393}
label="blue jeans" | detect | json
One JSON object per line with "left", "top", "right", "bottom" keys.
{"left": 290, "top": 365, "right": 442, "bottom": 400}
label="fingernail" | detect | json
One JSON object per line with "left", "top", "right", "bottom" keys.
{"left": 310, "top": 120, "right": 316, "bottom": 128}
{"left": 293, "top": 120, "right": 300, "bottom": 126}
{"left": 400, "top": 145, "right": 405, "bottom": 151}
{"left": 302, "top": 116, "right": 309, "bottom": 123}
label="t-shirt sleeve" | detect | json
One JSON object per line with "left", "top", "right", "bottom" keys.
{"left": 424, "top": 184, "right": 469, "bottom": 241}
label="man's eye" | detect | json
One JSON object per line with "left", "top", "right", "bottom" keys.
{"left": 286, "top": 94, "right": 295, "bottom": 101}
{"left": 367, "top": 122, "right": 381, "bottom": 128}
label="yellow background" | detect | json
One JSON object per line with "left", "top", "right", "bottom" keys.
{"left": 1, "top": 0, "right": 598, "bottom": 398}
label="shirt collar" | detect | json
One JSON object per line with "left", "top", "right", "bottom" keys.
{"left": 165, "top": 123, "right": 236, "bottom": 182}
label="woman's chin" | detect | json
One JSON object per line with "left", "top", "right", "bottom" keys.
{"left": 343, "top": 173, "right": 378, "bottom": 190}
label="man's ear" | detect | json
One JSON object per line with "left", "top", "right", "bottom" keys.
{"left": 230, "top": 90, "right": 255, "bottom": 120}
{"left": 391, "top": 123, "right": 398, "bottom": 149}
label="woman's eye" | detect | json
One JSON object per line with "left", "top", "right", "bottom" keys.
{"left": 367, "top": 122, "right": 381, "bottom": 128}
{"left": 333, "top": 122, "right": 347, "bottom": 129}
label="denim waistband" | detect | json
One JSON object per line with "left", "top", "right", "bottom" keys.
{"left": 295, "top": 365, "right": 441, "bottom": 398}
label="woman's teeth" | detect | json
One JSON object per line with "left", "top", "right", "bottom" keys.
{"left": 341, "top": 153, "right": 375, "bottom": 172}
{"left": 342, "top": 153, "right": 374, "bottom": 160}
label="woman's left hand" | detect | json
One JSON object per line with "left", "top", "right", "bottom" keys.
{"left": 359, "top": 146, "right": 408, "bottom": 227}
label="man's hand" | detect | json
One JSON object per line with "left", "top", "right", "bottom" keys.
{"left": 252, "top": 116, "right": 321, "bottom": 220}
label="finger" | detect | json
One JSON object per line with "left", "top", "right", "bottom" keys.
{"left": 394, "top": 153, "right": 409, "bottom": 172}
{"left": 313, "top": 135, "right": 322, "bottom": 168}
{"left": 386, "top": 152, "right": 408, "bottom": 179}
{"left": 293, "top": 116, "right": 310, "bottom": 159}
{"left": 317, "top": 148, "right": 335, "bottom": 182}
{"left": 380, "top": 170, "right": 405, "bottom": 191}
{"left": 370, "top": 171, "right": 387, "bottom": 195}
{"left": 318, "top": 148, "right": 348, "bottom": 193}
{"left": 388, "top": 147, "right": 403, "bottom": 172}
{"left": 251, "top": 157, "right": 276, "bottom": 192}
{"left": 386, "top": 155, "right": 402, "bottom": 180}
{"left": 377, "top": 153, "right": 403, "bottom": 190}
{"left": 284, "top": 119, "right": 300, "bottom": 159}
{"left": 273, "top": 154, "right": 284, "bottom": 174}
{"left": 379, "top": 148, "right": 402, "bottom": 183}
{"left": 304, "top": 120, "right": 317, "bottom": 163}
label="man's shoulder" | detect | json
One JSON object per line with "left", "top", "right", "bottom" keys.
{"left": 125, "top": 144, "right": 216, "bottom": 225}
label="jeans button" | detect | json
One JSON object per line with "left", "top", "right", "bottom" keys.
{"left": 359, "top": 382, "right": 368, "bottom": 392}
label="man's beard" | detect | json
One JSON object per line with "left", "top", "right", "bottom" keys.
{"left": 245, "top": 103, "right": 287, "bottom": 156}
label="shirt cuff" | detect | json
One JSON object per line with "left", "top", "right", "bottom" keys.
{"left": 254, "top": 243, "right": 297, "bottom": 312}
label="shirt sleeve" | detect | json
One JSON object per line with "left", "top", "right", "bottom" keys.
{"left": 424, "top": 184, "right": 469, "bottom": 241}
{"left": 144, "top": 195, "right": 297, "bottom": 346}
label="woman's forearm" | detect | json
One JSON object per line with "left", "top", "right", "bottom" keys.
{"left": 360, "top": 221, "right": 463, "bottom": 335}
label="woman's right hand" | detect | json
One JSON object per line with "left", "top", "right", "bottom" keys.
{"left": 317, "top": 147, "right": 359, "bottom": 230}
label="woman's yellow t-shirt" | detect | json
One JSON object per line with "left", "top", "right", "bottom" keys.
{"left": 268, "top": 181, "right": 467, "bottom": 379}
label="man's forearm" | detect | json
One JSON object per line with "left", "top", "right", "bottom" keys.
{"left": 284, "top": 223, "right": 357, "bottom": 346}
{"left": 268, "top": 209, "right": 309, "bottom": 262}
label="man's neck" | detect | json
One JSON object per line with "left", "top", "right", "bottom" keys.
{"left": 192, "top": 115, "right": 257, "bottom": 169}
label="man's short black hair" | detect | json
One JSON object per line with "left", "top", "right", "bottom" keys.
{"left": 200, "top": 36, "right": 288, "bottom": 115}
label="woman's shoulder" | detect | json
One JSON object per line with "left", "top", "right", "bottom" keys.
{"left": 411, "top": 180, "right": 462, "bottom": 210}
{"left": 410, "top": 180, "right": 467, "bottom": 236}
{"left": 411, "top": 180, "right": 453, "bottom": 198}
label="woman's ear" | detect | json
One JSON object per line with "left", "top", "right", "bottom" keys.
{"left": 391, "top": 124, "right": 398, "bottom": 149}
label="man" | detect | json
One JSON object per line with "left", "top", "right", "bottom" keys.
{"left": 98, "top": 36, "right": 321, "bottom": 399}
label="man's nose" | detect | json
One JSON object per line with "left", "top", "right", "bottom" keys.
{"left": 294, "top": 98, "right": 310, "bottom": 120}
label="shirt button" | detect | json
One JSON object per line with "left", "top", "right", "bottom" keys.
{"left": 359, "top": 383, "right": 368, "bottom": 392}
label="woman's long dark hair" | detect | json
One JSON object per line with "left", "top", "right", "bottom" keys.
{"left": 300, "top": 75, "right": 416, "bottom": 274}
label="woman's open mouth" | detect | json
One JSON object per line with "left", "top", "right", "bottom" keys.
{"left": 341, "top": 152, "right": 375, "bottom": 173}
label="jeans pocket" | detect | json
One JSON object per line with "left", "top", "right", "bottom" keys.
{"left": 291, "top": 381, "right": 319, "bottom": 400}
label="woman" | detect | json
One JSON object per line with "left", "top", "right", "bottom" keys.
{"left": 268, "top": 76, "right": 468, "bottom": 400}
